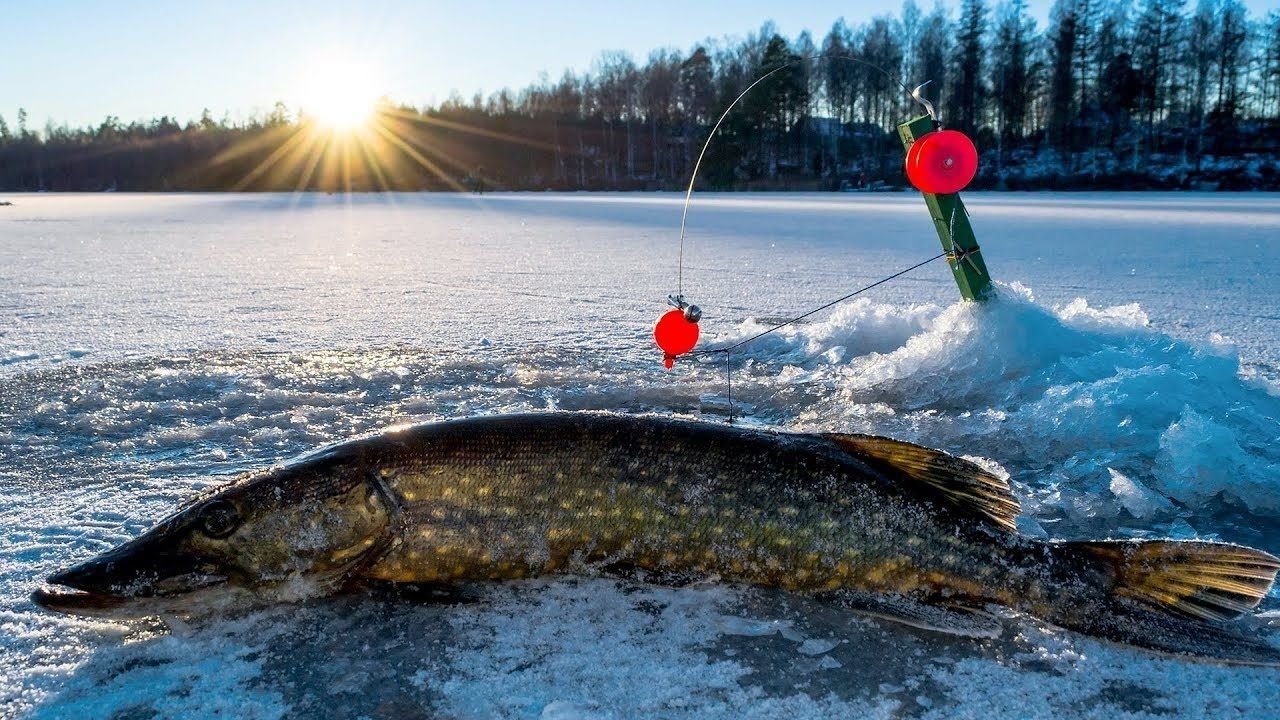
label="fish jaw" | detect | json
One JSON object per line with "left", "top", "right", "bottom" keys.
{"left": 30, "top": 581, "right": 272, "bottom": 620}
{"left": 31, "top": 585, "right": 135, "bottom": 615}
{"left": 31, "top": 532, "right": 234, "bottom": 609}
{"left": 39, "top": 513, "right": 231, "bottom": 603}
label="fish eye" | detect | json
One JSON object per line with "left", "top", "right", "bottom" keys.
{"left": 198, "top": 500, "right": 241, "bottom": 539}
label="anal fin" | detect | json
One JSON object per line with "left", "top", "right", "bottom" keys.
{"left": 823, "top": 589, "right": 1003, "bottom": 639}
{"left": 357, "top": 580, "right": 482, "bottom": 605}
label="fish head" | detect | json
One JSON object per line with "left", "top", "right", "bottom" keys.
{"left": 35, "top": 454, "right": 396, "bottom": 612}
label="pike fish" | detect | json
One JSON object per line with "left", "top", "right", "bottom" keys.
{"left": 34, "top": 412, "right": 1280, "bottom": 663}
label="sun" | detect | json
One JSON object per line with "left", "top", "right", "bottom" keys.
{"left": 234, "top": 46, "right": 492, "bottom": 193}
{"left": 297, "top": 51, "right": 380, "bottom": 132}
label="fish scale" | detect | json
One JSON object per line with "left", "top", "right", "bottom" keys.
{"left": 360, "top": 414, "right": 989, "bottom": 594}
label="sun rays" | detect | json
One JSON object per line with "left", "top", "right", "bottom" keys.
{"left": 203, "top": 51, "right": 454, "bottom": 193}
{"left": 215, "top": 100, "right": 555, "bottom": 193}
{"left": 197, "top": 48, "right": 586, "bottom": 194}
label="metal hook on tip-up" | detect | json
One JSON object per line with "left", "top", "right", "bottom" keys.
{"left": 911, "top": 81, "right": 938, "bottom": 123}
{"left": 668, "top": 294, "right": 701, "bottom": 323}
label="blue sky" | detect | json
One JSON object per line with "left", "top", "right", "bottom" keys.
{"left": 3, "top": 0, "right": 1277, "bottom": 130}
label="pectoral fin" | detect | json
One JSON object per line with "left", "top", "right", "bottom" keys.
{"left": 823, "top": 589, "right": 1003, "bottom": 639}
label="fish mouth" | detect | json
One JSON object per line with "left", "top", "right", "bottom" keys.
{"left": 31, "top": 584, "right": 131, "bottom": 614}
{"left": 31, "top": 557, "right": 143, "bottom": 614}
{"left": 34, "top": 545, "right": 231, "bottom": 615}
{"left": 34, "top": 568, "right": 232, "bottom": 616}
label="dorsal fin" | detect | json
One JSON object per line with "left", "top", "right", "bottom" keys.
{"left": 824, "top": 434, "right": 1021, "bottom": 532}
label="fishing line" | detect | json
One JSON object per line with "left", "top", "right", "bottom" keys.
{"left": 674, "top": 53, "right": 917, "bottom": 301}
{"left": 688, "top": 251, "right": 945, "bottom": 358}
{"left": 676, "top": 65, "right": 789, "bottom": 299}
{"left": 692, "top": 251, "right": 946, "bottom": 420}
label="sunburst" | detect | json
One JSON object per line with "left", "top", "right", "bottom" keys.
{"left": 209, "top": 49, "right": 560, "bottom": 193}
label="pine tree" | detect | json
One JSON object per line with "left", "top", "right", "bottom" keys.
{"left": 1187, "top": 0, "right": 1217, "bottom": 165}
{"left": 1208, "top": 0, "right": 1248, "bottom": 153}
{"left": 822, "top": 20, "right": 856, "bottom": 123}
{"left": 912, "top": 7, "right": 953, "bottom": 116}
{"left": 1265, "top": 12, "right": 1280, "bottom": 119}
{"left": 1047, "top": 1, "right": 1080, "bottom": 153}
{"left": 1132, "top": 0, "right": 1187, "bottom": 155}
{"left": 750, "top": 35, "right": 809, "bottom": 178}
{"left": 1081, "top": 2, "right": 1126, "bottom": 155}
{"left": 1099, "top": 51, "right": 1141, "bottom": 148}
{"left": 992, "top": 0, "right": 1036, "bottom": 145}
{"left": 951, "top": 0, "right": 988, "bottom": 134}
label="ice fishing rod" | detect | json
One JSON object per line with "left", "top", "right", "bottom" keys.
{"left": 653, "top": 54, "right": 981, "bottom": 421}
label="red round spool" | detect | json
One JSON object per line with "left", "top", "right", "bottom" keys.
{"left": 905, "top": 129, "right": 978, "bottom": 195}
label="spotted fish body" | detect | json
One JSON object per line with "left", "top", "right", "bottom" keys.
{"left": 364, "top": 414, "right": 1023, "bottom": 601}
{"left": 38, "top": 412, "right": 1280, "bottom": 664}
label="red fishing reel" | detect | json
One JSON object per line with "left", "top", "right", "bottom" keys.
{"left": 905, "top": 128, "right": 978, "bottom": 195}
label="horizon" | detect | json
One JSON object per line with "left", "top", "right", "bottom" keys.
{"left": 5, "top": 0, "right": 1251, "bottom": 131}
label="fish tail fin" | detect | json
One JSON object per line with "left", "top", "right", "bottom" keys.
{"left": 1045, "top": 539, "right": 1280, "bottom": 665}
{"left": 1071, "top": 539, "right": 1278, "bottom": 622}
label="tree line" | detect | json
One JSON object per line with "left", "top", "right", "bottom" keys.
{"left": 3, "top": 0, "right": 1279, "bottom": 193}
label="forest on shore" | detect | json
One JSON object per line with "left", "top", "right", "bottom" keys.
{"left": 2, "top": 0, "right": 1279, "bottom": 193}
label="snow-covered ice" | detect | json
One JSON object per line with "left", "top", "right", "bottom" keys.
{"left": 3, "top": 191, "right": 1280, "bottom": 718}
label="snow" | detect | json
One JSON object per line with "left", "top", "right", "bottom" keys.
{"left": 3, "top": 191, "right": 1280, "bottom": 718}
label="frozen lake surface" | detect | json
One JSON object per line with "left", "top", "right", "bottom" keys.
{"left": 3, "top": 191, "right": 1280, "bottom": 718}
